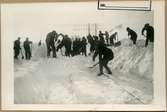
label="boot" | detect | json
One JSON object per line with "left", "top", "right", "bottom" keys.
{"left": 97, "top": 73, "right": 104, "bottom": 76}
{"left": 108, "top": 71, "right": 112, "bottom": 75}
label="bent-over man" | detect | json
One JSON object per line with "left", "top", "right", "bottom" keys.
{"left": 93, "top": 38, "right": 114, "bottom": 76}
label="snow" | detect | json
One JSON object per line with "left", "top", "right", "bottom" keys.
{"left": 14, "top": 39, "right": 153, "bottom": 104}
{"left": 112, "top": 39, "right": 153, "bottom": 80}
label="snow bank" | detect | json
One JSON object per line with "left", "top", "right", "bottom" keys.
{"left": 111, "top": 39, "right": 153, "bottom": 81}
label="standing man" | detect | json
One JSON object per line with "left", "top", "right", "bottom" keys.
{"left": 64, "top": 35, "right": 72, "bottom": 57}
{"left": 45, "top": 30, "right": 58, "bottom": 58}
{"left": 93, "top": 38, "right": 114, "bottom": 76}
{"left": 99, "top": 31, "right": 105, "bottom": 44}
{"left": 38, "top": 40, "right": 42, "bottom": 47}
{"left": 142, "top": 23, "right": 154, "bottom": 47}
{"left": 126, "top": 27, "right": 137, "bottom": 45}
{"left": 105, "top": 31, "right": 110, "bottom": 45}
{"left": 87, "top": 34, "right": 95, "bottom": 54}
{"left": 72, "top": 38, "right": 77, "bottom": 56}
{"left": 14, "top": 37, "right": 21, "bottom": 59}
{"left": 23, "top": 37, "right": 32, "bottom": 60}
{"left": 110, "top": 32, "right": 117, "bottom": 46}
{"left": 81, "top": 36, "right": 87, "bottom": 56}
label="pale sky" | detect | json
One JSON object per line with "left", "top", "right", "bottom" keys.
{"left": 1, "top": 2, "right": 153, "bottom": 42}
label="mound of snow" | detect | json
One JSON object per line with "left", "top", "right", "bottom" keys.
{"left": 111, "top": 39, "right": 153, "bottom": 81}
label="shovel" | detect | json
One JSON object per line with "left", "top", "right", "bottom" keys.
{"left": 88, "top": 62, "right": 99, "bottom": 68}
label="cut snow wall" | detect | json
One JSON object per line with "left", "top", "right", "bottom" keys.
{"left": 110, "top": 39, "right": 153, "bottom": 81}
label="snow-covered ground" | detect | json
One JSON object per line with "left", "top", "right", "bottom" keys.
{"left": 14, "top": 39, "right": 153, "bottom": 104}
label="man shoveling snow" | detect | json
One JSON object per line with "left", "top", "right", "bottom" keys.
{"left": 92, "top": 38, "right": 114, "bottom": 76}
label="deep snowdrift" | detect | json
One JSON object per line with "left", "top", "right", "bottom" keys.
{"left": 111, "top": 39, "right": 153, "bottom": 81}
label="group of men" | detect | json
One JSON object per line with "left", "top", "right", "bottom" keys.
{"left": 72, "top": 37, "right": 87, "bottom": 56}
{"left": 44, "top": 23, "right": 154, "bottom": 76}
{"left": 92, "top": 23, "right": 154, "bottom": 76}
{"left": 46, "top": 29, "right": 117, "bottom": 58}
{"left": 86, "top": 31, "right": 118, "bottom": 55}
{"left": 127, "top": 23, "right": 154, "bottom": 47}
{"left": 14, "top": 37, "right": 32, "bottom": 60}
{"left": 14, "top": 23, "right": 154, "bottom": 76}
{"left": 46, "top": 32, "right": 88, "bottom": 58}
{"left": 45, "top": 30, "right": 114, "bottom": 76}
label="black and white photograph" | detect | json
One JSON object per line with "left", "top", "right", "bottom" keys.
{"left": 1, "top": 0, "right": 166, "bottom": 111}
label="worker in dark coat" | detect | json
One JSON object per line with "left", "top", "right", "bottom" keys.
{"left": 110, "top": 32, "right": 117, "bottom": 46}
{"left": 81, "top": 36, "right": 87, "bottom": 56}
{"left": 105, "top": 31, "right": 110, "bottom": 45}
{"left": 38, "top": 40, "right": 42, "bottom": 47}
{"left": 23, "top": 37, "right": 32, "bottom": 60}
{"left": 72, "top": 38, "right": 77, "bottom": 56}
{"left": 14, "top": 37, "right": 21, "bottom": 59}
{"left": 142, "top": 23, "right": 154, "bottom": 47}
{"left": 93, "top": 35, "right": 98, "bottom": 42}
{"left": 45, "top": 30, "right": 58, "bottom": 58}
{"left": 99, "top": 31, "right": 105, "bottom": 44}
{"left": 64, "top": 35, "right": 72, "bottom": 57}
{"left": 126, "top": 27, "right": 137, "bottom": 45}
{"left": 87, "top": 34, "right": 95, "bottom": 54}
{"left": 57, "top": 35, "right": 72, "bottom": 57}
{"left": 93, "top": 38, "right": 114, "bottom": 76}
